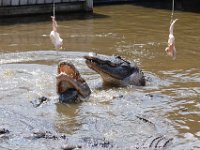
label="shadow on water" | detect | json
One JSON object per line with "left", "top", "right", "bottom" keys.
{"left": 0, "top": 12, "right": 109, "bottom": 26}
{"left": 132, "top": 0, "right": 200, "bottom": 13}
{"left": 94, "top": 0, "right": 200, "bottom": 13}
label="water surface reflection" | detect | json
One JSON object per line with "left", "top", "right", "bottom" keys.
{"left": 0, "top": 4, "right": 200, "bottom": 149}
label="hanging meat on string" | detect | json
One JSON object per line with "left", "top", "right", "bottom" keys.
{"left": 50, "top": 16, "right": 63, "bottom": 50}
{"left": 165, "top": 19, "right": 178, "bottom": 60}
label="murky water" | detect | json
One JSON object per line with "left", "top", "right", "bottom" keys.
{"left": 0, "top": 4, "right": 200, "bottom": 149}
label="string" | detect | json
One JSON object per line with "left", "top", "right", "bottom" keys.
{"left": 170, "top": 0, "right": 175, "bottom": 24}
{"left": 52, "top": 0, "right": 59, "bottom": 54}
{"left": 53, "top": 0, "right": 55, "bottom": 17}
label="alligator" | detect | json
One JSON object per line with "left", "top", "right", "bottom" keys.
{"left": 56, "top": 61, "right": 91, "bottom": 103}
{"left": 84, "top": 53, "right": 145, "bottom": 86}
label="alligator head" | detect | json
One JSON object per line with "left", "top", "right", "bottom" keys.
{"left": 56, "top": 61, "right": 91, "bottom": 103}
{"left": 84, "top": 53, "right": 145, "bottom": 86}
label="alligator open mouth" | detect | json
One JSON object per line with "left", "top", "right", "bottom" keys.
{"left": 56, "top": 61, "right": 91, "bottom": 103}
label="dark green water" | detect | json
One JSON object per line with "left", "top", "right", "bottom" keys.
{"left": 0, "top": 4, "right": 200, "bottom": 149}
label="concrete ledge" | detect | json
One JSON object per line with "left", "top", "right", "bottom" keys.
{"left": 0, "top": 1, "right": 93, "bottom": 16}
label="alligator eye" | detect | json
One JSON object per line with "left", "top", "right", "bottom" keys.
{"left": 116, "top": 56, "right": 121, "bottom": 59}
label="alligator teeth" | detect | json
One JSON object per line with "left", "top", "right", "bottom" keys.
{"left": 56, "top": 72, "right": 70, "bottom": 78}
{"left": 60, "top": 72, "right": 68, "bottom": 76}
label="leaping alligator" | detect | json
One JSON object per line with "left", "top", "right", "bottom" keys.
{"left": 56, "top": 61, "right": 91, "bottom": 103}
{"left": 56, "top": 53, "right": 145, "bottom": 103}
{"left": 84, "top": 53, "right": 145, "bottom": 86}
